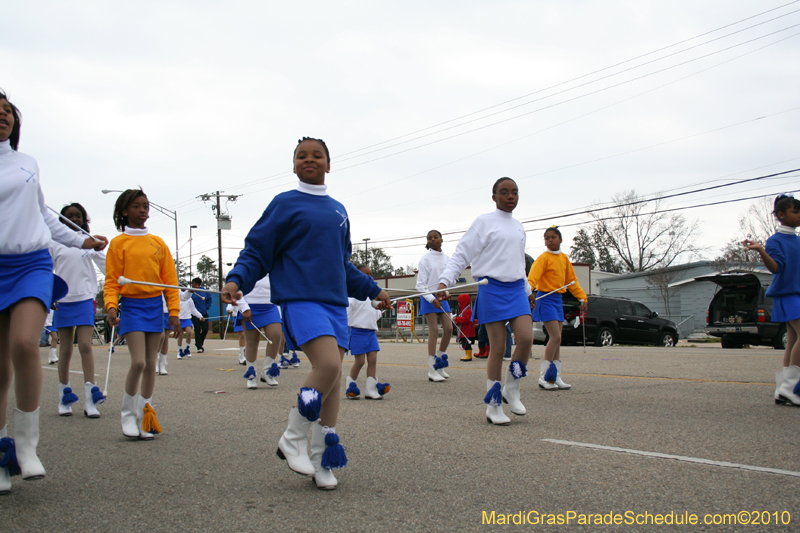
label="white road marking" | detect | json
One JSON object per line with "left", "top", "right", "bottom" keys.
{"left": 42, "top": 366, "right": 97, "bottom": 377}
{"left": 542, "top": 439, "right": 800, "bottom": 478}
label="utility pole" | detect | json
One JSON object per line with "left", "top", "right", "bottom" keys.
{"left": 198, "top": 191, "right": 240, "bottom": 321}
{"left": 363, "top": 238, "right": 370, "bottom": 270}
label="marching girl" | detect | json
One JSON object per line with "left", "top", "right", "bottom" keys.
{"left": 225, "top": 303, "right": 248, "bottom": 365}
{"left": 345, "top": 265, "right": 391, "bottom": 400}
{"left": 103, "top": 189, "right": 180, "bottom": 440}
{"left": 437, "top": 177, "right": 535, "bottom": 425}
{"left": 744, "top": 193, "right": 800, "bottom": 405}
{"left": 0, "top": 90, "right": 107, "bottom": 494}
{"left": 176, "top": 289, "right": 204, "bottom": 358}
{"left": 237, "top": 274, "right": 284, "bottom": 389}
{"left": 222, "top": 137, "right": 390, "bottom": 490}
{"left": 50, "top": 203, "right": 107, "bottom": 417}
{"left": 416, "top": 229, "right": 453, "bottom": 382}
{"left": 527, "top": 226, "right": 588, "bottom": 391}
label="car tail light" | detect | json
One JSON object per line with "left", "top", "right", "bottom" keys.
{"left": 757, "top": 309, "right": 766, "bottom": 322}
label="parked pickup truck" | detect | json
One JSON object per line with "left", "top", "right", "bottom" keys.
{"left": 698, "top": 272, "right": 787, "bottom": 350}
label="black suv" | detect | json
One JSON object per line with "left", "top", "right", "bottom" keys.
{"left": 537, "top": 294, "right": 680, "bottom": 347}
{"left": 698, "top": 273, "right": 786, "bottom": 350}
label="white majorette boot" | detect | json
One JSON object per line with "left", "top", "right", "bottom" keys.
{"left": 238, "top": 347, "right": 246, "bottom": 365}
{"left": 157, "top": 352, "right": 168, "bottom": 375}
{"left": 554, "top": 360, "right": 571, "bottom": 390}
{"left": 244, "top": 364, "right": 258, "bottom": 389}
{"left": 0, "top": 425, "right": 15, "bottom": 494}
{"left": 538, "top": 360, "right": 558, "bottom": 390}
{"left": 276, "top": 404, "right": 317, "bottom": 476}
{"left": 177, "top": 346, "right": 184, "bottom": 359}
{"left": 137, "top": 396, "right": 161, "bottom": 440}
{"left": 58, "top": 382, "right": 79, "bottom": 416}
{"left": 435, "top": 350, "right": 450, "bottom": 379}
{"left": 775, "top": 369, "right": 785, "bottom": 404}
{"left": 345, "top": 376, "right": 360, "bottom": 400}
{"left": 427, "top": 355, "right": 445, "bottom": 382}
{"left": 365, "top": 376, "right": 383, "bottom": 400}
{"left": 13, "top": 408, "right": 46, "bottom": 480}
{"left": 502, "top": 361, "right": 527, "bottom": 415}
{"left": 260, "top": 356, "right": 280, "bottom": 386}
{"left": 310, "top": 424, "right": 347, "bottom": 490}
{"left": 776, "top": 366, "right": 800, "bottom": 406}
{"left": 48, "top": 347, "right": 58, "bottom": 364}
{"left": 289, "top": 352, "right": 301, "bottom": 368}
{"left": 121, "top": 392, "right": 140, "bottom": 438}
{"left": 84, "top": 382, "right": 104, "bottom": 418}
{"left": 485, "top": 380, "right": 510, "bottom": 425}
{"left": 278, "top": 354, "right": 290, "bottom": 369}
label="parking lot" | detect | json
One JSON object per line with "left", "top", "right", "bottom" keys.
{"left": 2, "top": 339, "right": 799, "bottom": 532}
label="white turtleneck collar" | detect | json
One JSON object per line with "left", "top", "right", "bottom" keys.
{"left": 494, "top": 208, "right": 513, "bottom": 218}
{"left": 546, "top": 249, "right": 562, "bottom": 255}
{"left": 777, "top": 225, "right": 798, "bottom": 235}
{"left": 297, "top": 180, "right": 328, "bottom": 196}
{"left": 124, "top": 227, "right": 149, "bottom": 236}
{"left": 0, "top": 139, "right": 13, "bottom": 157}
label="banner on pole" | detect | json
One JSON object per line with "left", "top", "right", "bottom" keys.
{"left": 397, "top": 299, "right": 413, "bottom": 329}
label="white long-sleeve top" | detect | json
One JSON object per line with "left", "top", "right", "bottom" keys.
{"left": 439, "top": 209, "right": 532, "bottom": 295}
{"left": 347, "top": 297, "right": 382, "bottom": 331}
{"left": 0, "top": 141, "right": 85, "bottom": 255}
{"left": 236, "top": 275, "right": 273, "bottom": 313}
{"left": 49, "top": 241, "right": 105, "bottom": 303}
{"left": 179, "top": 290, "right": 203, "bottom": 320}
{"left": 416, "top": 249, "right": 450, "bottom": 303}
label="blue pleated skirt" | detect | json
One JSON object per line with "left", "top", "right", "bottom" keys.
{"left": 119, "top": 296, "right": 163, "bottom": 335}
{"left": 419, "top": 298, "right": 451, "bottom": 315}
{"left": 281, "top": 301, "right": 348, "bottom": 351}
{"left": 772, "top": 294, "right": 800, "bottom": 322}
{"left": 532, "top": 291, "right": 564, "bottom": 322}
{"left": 242, "top": 303, "right": 282, "bottom": 330}
{"left": 475, "top": 278, "right": 531, "bottom": 324}
{"left": 54, "top": 299, "right": 95, "bottom": 328}
{"left": 0, "top": 249, "right": 56, "bottom": 313}
{"left": 349, "top": 327, "right": 380, "bottom": 355}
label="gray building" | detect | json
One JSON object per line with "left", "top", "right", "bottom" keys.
{"left": 596, "top": 261, "right": 771, "bottom": 338}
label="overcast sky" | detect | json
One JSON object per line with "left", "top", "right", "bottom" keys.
{"left": 4, "top": 1, "right": 799, "bottom": 276}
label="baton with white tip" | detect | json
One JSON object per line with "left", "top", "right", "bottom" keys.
{"left": 389, "top": 279, "right": 489, "bottom": 303}
{"left": 103, "top": 325, "right": 115, "bottom": 397}
{"left": 535, "top": 281, "right": 576, "bottom": 300}
{"left": 118, "top": 276, "right": 230, "bottom": 295}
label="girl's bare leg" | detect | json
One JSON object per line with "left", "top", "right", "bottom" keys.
{"left": 244, "top": 328, "right": 261, "bottom": 364}
{"left": 8, "top": 300, "right": 48, "bottom": 412}
{"left": 509, "top": 314, "right": 533, "bottom": 364}
{"left": 57, "top": 326, "right": 76, "bottom": 384}
{"left": 543, "top": 320, "right": 562, "bottom": 362}
{"left": 300, "top": 336, "right": 345, "bottom": 427}
{"left": 439, "top": 314, "right": 452, "bottom": 352}
{"left": 349, "top": 354, "right": 365, "bottom": 380}
{"left": 0, "top": 314, "right": 11, "bottom": 428}
{"left": 786, "top": 319, "right": 800, "bottom": 367}
{"left": 264, "top": 323, "right": 283, "bottom": 359}
{"left": 366, "top": 351, "right": 378, "bottom": 378}
{"left": 159, "top": 329, "right": 169, "bottom": 354}
{"left": 485, "top": 321, "right": 508, "bottom": 382}
{"left": 75, "top": 326, "right": 95, "bottom": 384}
{"left": 425, "top": 313, "right": 439, "bottom": 355}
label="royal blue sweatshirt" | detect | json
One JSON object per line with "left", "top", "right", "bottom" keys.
{"left": 765, "top": 229, "right": 800, "bottom": 297}
{"left": 226, "top": 182, "right": 380, "bottom": 306}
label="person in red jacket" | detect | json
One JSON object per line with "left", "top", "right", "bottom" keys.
{"left": 454, "top": 293, "right": 477, "bottom": 361}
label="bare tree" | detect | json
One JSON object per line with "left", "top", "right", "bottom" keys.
{"left": 713, "top": 196, "right": 776, "bottom": 272}
{"left": 590, "top": 190, "right": 700, "bottom": 272}
{"left": 645, "top": 267, "right": 681, "bottom": 316}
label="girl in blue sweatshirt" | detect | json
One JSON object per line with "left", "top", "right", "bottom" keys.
{"left": 223, "top": 137, "right": 390, "bottom": 490}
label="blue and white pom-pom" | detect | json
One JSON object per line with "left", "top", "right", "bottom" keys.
{"left": 0, "top": 437, "right": 21, "bottom": 477}
{"left": 320, "top": 427, "right": 348, "bottom": 469}
{"left": 510, "top": 360, "right": 527, "bottom": 379}
{"left": 433, "top": 356, "right": 446, "bottom": 370}
{"left": 289, "top": 353, "right": 300, "bottom": 366}
{"left": 440, "top": 353, "right": 449, "bottom": 368}
{"left": 484, "top": 382, "right": 502, "bottom": 407}
{"left": 243, "top": 365, "right": 256, "bottom": 380}
{"left": 376, "top": 382, "right": 391, "bottom": 395}
{"left": 298, "top": 387, "right": 322, "bottom": 422}
{"left": 279, "top": 354, "right": 291, "bottom": 367}
{"left": 794, "top": 380, "right": 800, "bottom": 395}
{"left": 544, "top": 362, "right": 558, "bottom": 384}
{"left": 61, "top": 387, "right": 79, "bottom": 407}
{"left": 91, "top": 385, "right": 105, "bottom": 405}
{"left": 266, "top": 363, "right": 280, "bottom": 378}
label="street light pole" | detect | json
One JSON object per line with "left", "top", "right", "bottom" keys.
{"left": 363, "top": 238, "right": 370, "bottom": 269}
{"left": 189, "top": 225, "right": 198, "bottom": 279}
{"left": 102, "top": 189, "right": 180, "bottom": 278}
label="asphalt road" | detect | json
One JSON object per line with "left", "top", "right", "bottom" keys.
{"left": 2, "top": 339, "right": 799, "bottom": 532}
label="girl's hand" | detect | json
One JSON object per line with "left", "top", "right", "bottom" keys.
{"left": 435, "top": 283, "right": 448, "bottom": 301}
{"left": 199, "top": 316, "right": 205, "bottom": 322}
{"left": 579, "top": 300, "right": 588, "bottom": 313}
{"left": 82, "top": 235, "right": 108, "bottom": 251}
{"left": 742, "top": 239, "right": 763, "bottom": 251}
{"left": 242, "top": 309, "right": 253, "bottom": 323}
{"left": 221, "top": 282, "right": 242, "bottom": 305}
{"left": 528, "top": 293, "right": 537, "bottom": 309}
{"left": 431, "top": 298, "right": 443, "bottom": 310}
{"left": 168, "top": 316, "right": 181, "bottom": 338}
{"left": 107, "top": 308, "right": 119, "bottom": 327}
{"left": 375, "top": 290, "right": 392, "bottom": 310}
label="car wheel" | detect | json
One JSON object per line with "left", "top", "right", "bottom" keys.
{"left": 660, "top": 332, "right": 677, "bottom": 347}
{"left": 774, "top": 327, "right": 788, "bottom": 350}
{"left": 596, "top": 327, "right": 614, "bottom": 347}
{"left": 721, "top": 335, "right": 743, "bottom": 349}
